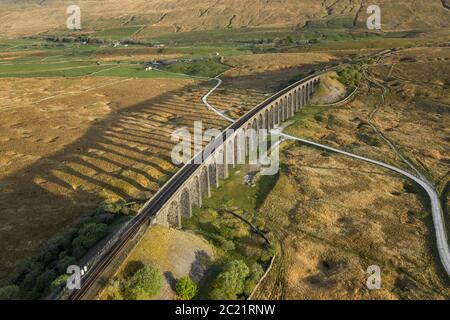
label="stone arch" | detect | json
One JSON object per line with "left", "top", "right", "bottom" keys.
{"left": 303, "top": 85, "right": 307, "bottom": 106}
{"left": 268, "top": 106, "right": 274, "bottom": 129}
{"left": 298, "top": 86, "right": 303, "bottom": 108}
{"left": 200, "top": 166, "right": 210, "bottom": 198}
{"left": 283, "top": 97, "right": 288, "bottom": 121}
{"left": 288, "top": 93, "right": 293, "bottom": 117}
{"left": 208, "top": 162, "right": 218, "bottom": 188}
{"left": 180, "top": 187, "right": 191, "bottom": 218}
{"left": 275, "top": 101, "right": 280, "bottom": 125}
{"left": 246, "top": 122, "right": 252, "bottom": 157}
{"left": 167, "top": 200, "right": 180, "bottom": 229}
{"left": 216, "top": 147, "right": 227, "bottom": 179}
{"left": 264, "top": 109, "right": 269, "bottom": 130}
{"left": 257, "top": 113, "right": 263, "bottom": 131}
{"left": 191, "top": 176, "right": 201, "bottom": 208}
{"left": 305, "top": 83, "right": 309, "bottom": 102}
{"left": 226, "top": 139, "right": 235, "bottom": 168}
{"left": 235, "top": 131, "right": 245, "bottom": 165}
{"left": 293, "top": 90, "right": 298, "bottom": 112}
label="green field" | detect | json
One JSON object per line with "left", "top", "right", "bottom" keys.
{"left": 92, "top": 26, "right": 143, "bottom": 41}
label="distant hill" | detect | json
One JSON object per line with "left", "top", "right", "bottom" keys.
{"left": 0, "top": 0, "right": 449, "bottom": 39}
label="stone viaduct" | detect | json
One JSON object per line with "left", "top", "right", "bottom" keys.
{"left": 152, "top": 74, "right": 320, "bottom": 229}
{"left": 65, "top": 73, "right": 321, "bottom": 300}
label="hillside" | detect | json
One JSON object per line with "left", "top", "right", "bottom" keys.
{"left": 0, "top": 0, "right": 449, "bottom": 39}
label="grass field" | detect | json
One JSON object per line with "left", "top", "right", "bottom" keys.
{"left": 92, "top": 26, "right": 143, "bottom": 41}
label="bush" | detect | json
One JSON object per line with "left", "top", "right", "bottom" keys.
{"left": 244, "top": 263, "right": 264, "bottom": 296}
{"left": 220, "top": 239, "right": 236, "bottom": 252}
{"left": 56, "top": 255, "right": 76, "bottom": 274}
{"left": 123, "top": 265, "right": 163, "bottom": 299}
{"left": 176, "top": 277, "right": 198, "bottom": 300}
{"left": 31, "top": 269, "right": 55, "bottom": 298}
{"left": 209, "top": 260, "right": 249, "bottom": 300}
{"left": 72, "top": 223, "right": 108, "bottom": 249}
{"left": 164, "top": 58, "right": 229, "bottom": 78}
{"left": 51, "top": 274, "right": 69, "bottom": 290}
{"left": 337, "top": 65, "right": 362, "bottom": 91}
{"left": 0, "top": 285, "right": 20, "bottom": 300}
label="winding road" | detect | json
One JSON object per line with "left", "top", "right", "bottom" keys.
{"left": 204, "top": 58, "right": 450, "bottom": 278}
{"left": 276, "top": 129, "right": 450, "bottom": 277}
{"left": 271, "top": 68, "right": 450, "bottom": 277}
{"left": 202, "top": 72, "right": 236, "bottom": 123}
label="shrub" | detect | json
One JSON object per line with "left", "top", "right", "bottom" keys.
{"left": 51, "top": 274, "right": 69, "bottom": 290}
{"left": 244, "top": 263, "right": 264, "bottom": 296}
{"left": 72, "top": 245, "right": 86, "bottom": 259}
{"left": 31, "top": 269, "right": 56, "bottom": 298}
{"left": 220, "top": 239, "right": 236, "bottom": 252}
{"left": 100, "top": 201, "right": 124, "bottom": 214}
{"left": 56, "top": 255, "right": 76, "bottom": 274}
{"left": 0, "top": 285, "right": 20, "bottom": 300}
{"left": 176, "top": 277, "right": 198, "bottom": 300}
{"left": 337, "top": 64, "right": 362, "bottom": 90}
{"left": 72, "top": 223, "right": 108, "bottom": 249}
{"left": 209, "top": 260, "right": 249, "bottom": 300}
{"left": 123, "top": 265, "right": 163, "bottom": 299}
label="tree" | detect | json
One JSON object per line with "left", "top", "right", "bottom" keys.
{"left": 244, "top": 263, "right": 264, "bottom": 296}
{"left": 0, "top": 285, "right": 20, "bottom": 300}
{"left": 176, "top": 277, "right": 198, "bottom": 300}
{"left": 209, "top": 260, "right": 249, "bottom": 300}
{"left": 123, "top": 265, "right": 162, "bottom": 299}
{"left": 51, "top": 274, "right": 69, "bottom": 290}
{"left": 72, "top": 223, "right": 108, "bottom": 249}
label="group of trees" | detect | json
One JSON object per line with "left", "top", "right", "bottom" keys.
{"left": 209, "top": 260, "right": 264, "bottom": 300}
{"left": 121, "top": 266, "right": 163, "bottom": 300}
{"left": 0, "top": 204, "right": 126, "bottom": 299}
{"left": 116, "top": 264, "right": 198, "bottom": 300}
{"left": 163, "top": 58, "right": 229, "bottom": 78}
{"left": 337, "top": 64, "right": 363, "bottom": 91}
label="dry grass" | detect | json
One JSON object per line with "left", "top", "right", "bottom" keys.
{"left": 0, "top": 75, "right": 230, "bottom": 282}
{"left": 1, "top": 1, "right": 449, "bottom": 39}
{"left": 368, "top": 47, "right": 450, "bottom": 187}
{"left": 99, "top": 225, "right": 215, "bottom": 300}
{"left": 225, "top": 53, "right": 337, "bottom": 76}
{"left": 253, "top": 144, "right": 450, "bottom": 300}
{"left": 252, "top": 47, "right": 450, "bottom": 299}
{"left": 310, "top": 71, "right": 346, "bottom": 105}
